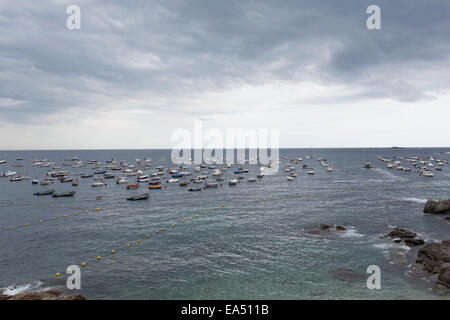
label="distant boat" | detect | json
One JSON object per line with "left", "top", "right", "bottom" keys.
{"left": 307, "top": 169, "right": 315, "bottom": 175}
{"left": 188, "top": 187, "right": 201, "bottom": 192}
{"left": 229, "top": 179, "right": 238, "bottom": 186}
{"left": 52, "top": 191, "right": 76, "bottom": 197}
{"left": 247, "top": 178, "right": 257, "bottom": 182}
{"left": 363, "top": 162, "right": 374, "bottom": 169}
{"left": 91, "top": 182, "right": 104, "bottom": 187}
{"left": 204, "top": 182, "right": 218, "bottom": 188}
{"left": 33, "top": 189, "right": 55, "bottom": 196}
{"left": 287, "top": 176, "right": 295, "bottom": 181}
{"left": 127, "top": 193, "right": 150, "bottom": 201}
{"left": 149, "top": 185, "right": 162, "bottom": 189}
{"left": 127, "top": 183, "right": 139, "bottom": 190}
{"left": 179, "top": 181, "right": 189, "bottom": 186}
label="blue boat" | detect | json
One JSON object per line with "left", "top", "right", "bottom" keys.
{"left": 172, "top": 173, "right": 184, "bottom": 178}
{"left": 94, "top": 169, "right": 107, "bottom": 174}
{"left": 234, "top": 170, "right": 242, "bottom": 174}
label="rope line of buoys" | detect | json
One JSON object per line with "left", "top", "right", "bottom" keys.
{"left": 54, "top": 202, "right": 228, "bottom": 278}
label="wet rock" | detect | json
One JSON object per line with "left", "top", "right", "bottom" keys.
{"left": 416, "top": 240, "right": 450, "bottom": 293}
{"left": 0, "top": 290, "right": 85, "bottom": 300}
{"left": 404, "top": 238, "right": 425, "bottom": 247}
{"left": 388, "top": 227, "right": 417, "bottom": 239}
{"left": 303, "top": 224, "right": 349, "bottom": 236}
{"left": 423, "top": 199, "right": 450, "bottom": 214}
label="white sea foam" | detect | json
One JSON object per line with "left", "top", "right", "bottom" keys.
{"left": 1, "top": 280, "right": 50, "bottom": 296}
{"left": 339, "top": 228, "right": 364, "bottom": 238}
{"left": 399, "top": 197, "right": 428, "bottom": 204}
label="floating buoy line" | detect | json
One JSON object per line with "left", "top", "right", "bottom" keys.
{"left": 1, "top": 184, "right": 407, "bottom": 280}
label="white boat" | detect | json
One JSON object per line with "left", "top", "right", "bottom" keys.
{"left": 307, "top": 169, "right": 315, "bottom": 175}
{"left": 326, "top": 167, "right": 333, "bottom": 172}
{"left": 117, "top": 177, "right": 128, "bottom": 184}
{"left": 423, "top": 170, "right": 434, "bottom": 177}
{"left": 247, "top": 178, "right": 257, "bottom": 182}
{"left": 229, "top": 179, "right": 238, "bottom": 185}
{"left": 167, "top": 178, "right": 179, "bottom": 183}
{"left": 287, "top": 176, "right": 295, "bottom": 181}
{"left": 0, "top": 160, "right": 6, "bottom": 164}
{"left": 91, "top": 182, "right": 104, "bottom": 187}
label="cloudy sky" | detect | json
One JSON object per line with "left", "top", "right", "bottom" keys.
{"left": 1, "top": 0, "right": 450, "bottom": 149}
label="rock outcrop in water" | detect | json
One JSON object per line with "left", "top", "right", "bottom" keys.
{"left": 416, "top": 240, "right": 450, "bottom": 294}
{"left": 386, "top": 227, "right": 425, "bottom": 247}
{"left": 423, "top": 199, "right": 450, "bottom": 214}
{"left": 0, "top": 290, "right": 85, "bottom": 300}
{"left": 302, "top": 224, "right": 347, "bottom": 236}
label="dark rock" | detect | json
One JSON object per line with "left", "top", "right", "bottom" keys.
{"left": 416, "top": 240, "right": 450, "bottom": 293}
{"left": 388, "top": 227, "right": 417, "bottom": 239}
{"left": 445, "top": 217, "right": 450, "bottom": 221}
{"left": 319, "top": 224, "right": 331, "bottom": 230}
{"left": 336, "top": 225, "right": 346, "bottom": 231}
{"left": 0, "top": 290, "right": 85, "bottom": 300}
{"left": 404, "top": 238, "right": 425, "bottom": 247}
{"left": 424, "top": 199, "right": 450, "bottom": 214}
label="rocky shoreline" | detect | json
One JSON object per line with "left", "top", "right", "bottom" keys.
{"left": 0, "top": 290, "right": 85, "bottom": 300}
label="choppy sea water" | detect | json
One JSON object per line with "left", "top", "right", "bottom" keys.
{"left": 0, "top": 148, "right": 449, "bottom": 299}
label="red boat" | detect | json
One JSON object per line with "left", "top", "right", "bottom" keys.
{"left": 127, "top": 183, "right": 139, "bottom": 190}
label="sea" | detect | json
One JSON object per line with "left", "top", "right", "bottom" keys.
{"left": 0, "top": 148, "right": 449, "bottom": 299}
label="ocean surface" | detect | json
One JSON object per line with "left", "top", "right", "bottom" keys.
{"left": 0, "top": 148, "right": 449, "bottom": 299}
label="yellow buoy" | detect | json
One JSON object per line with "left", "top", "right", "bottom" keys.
{"left": 56, "top": 273, "right": 60, "bottom": 277}
{"left": 126, "top": 243, "right": 131, "bottom": 247}
{"left": 40, "top": 220, "right": 43, "bottom": 223}
{"left": 25, "top": 223, "right": 29, "bottom": 227}
{"left": 53, "top": 217, "right": 57, "bottom": 220}
{"left": 189, "top": 217, "right": 193, "bottom": 220}
{"left": 97, "top": 256, "right": 101, "bottom": 260}
{"left": 156, "top": 230, "right": 159, "bottom": 233}
{"left": 111, "top": 250, "right": 116, "bottom": 254}
{"left": 8, "top": 226, "right": 12, "bottom": 230}
{"left": 137, "top": 239, "right": 141, "bottom": 243}
{"left": 221, "top": 203, "right": 225, "bottom": 207}
{"left": 96, "top": 208, "right": 100, "bottom": 212}
{"left": 195, "top": 215, "right": 199, "bottom": 219}
{"left": 181, "top": 220, "right": 185, "bottom": 223}
{"left": 171, "top": 224, "right": 175, "bottom": 227}
{"left": 61, "top": 205, "right": 64, "bottom": 208}
{"left": 64, "top": 214, "right": 68, "bottom": 218}
{"left": 82, "top": 263, "right": 86, "bottom": 267}
{"left": 146, "top": 234, "right": 150, "bottom": 238}
{"left": 162, "top": 228, "right": 166, "bottom": 231}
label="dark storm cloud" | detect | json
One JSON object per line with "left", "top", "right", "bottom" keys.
{"left": 1, "top": 0, "right": 450, "bottom": 122}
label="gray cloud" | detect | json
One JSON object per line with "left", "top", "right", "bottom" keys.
{"left": 1, "top": 0, "right": 450, "bottom": 123}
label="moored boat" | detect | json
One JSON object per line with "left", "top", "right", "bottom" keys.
{"left": 127, "top": 193, "right": 150, "bottom": 201}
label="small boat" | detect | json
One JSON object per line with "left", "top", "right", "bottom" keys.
{"left": 91, "top": 182, "right": 104, "bottom": 187}
{"left": 179, "top": 181, "right": 189, "bottom": 186}
{"left": 188, "top": 187, "right": 201, "bottom": 192}
{"left": 167, "top": 178, "right": 179, "bottom": 183}
{"left": 229, "top": 179, "right": 238, "bottom": 185}
{"left": 104, "top": 173, "right": 115, "bottom": 179}
{"left": 33, "top": 189, "right": 55, "bottom": 196}
{"left": 32, "top": 178, "right": 39, "bottom": 184}
{"left": 127, "top": 193, "right": 150, "bottom": 201}
{"left": 326, "top": 167, "right": 333, "bottom": 172}
{"left": 307, "top": 170, "right": 315, "bottom": 175}
{"left": 287, "top": 176, "right": 295, "bottom": 181}
{"left": 117, "top": 177, "right": 128, "bottom": 184}
{"left": 10, "top": 176, "right": 25, "bottom": 182}
{"left": 127, "top": 183, "right": 139, "bottom": 190}
{"left": 172, "top": 173, "right": 184, "bottom": 178}
{"left": 40, "top": 180, "right": 51, "bottom": 186}
{"left": 149, "top": 185, "right": 162, "bottom": 189}
{"left": 81, "top": 174, "right": 93, "bottom": 178}
{"left": 94, "top": 169, "right": 107, "bottom": 174}
{"left": 72, "top": 179, "right": 79, "bottom": 187}
{"left": 204, "top": 182, "right": 218, "bottom": 188}
{"left": 60, "top": 177, "right": 73, "bottom": 183}
{"left": 363, "top": 162, "right": 374, "bottom": 169}
{"left": 247, "top": 178, "right": 257, "bottom": 182}
{"left": 52, "top": 191, "right": 76, "bottom": 197}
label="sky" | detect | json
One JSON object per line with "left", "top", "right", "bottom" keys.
{"left": 0, "top": 0, "right": 450, "bottom": 150}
